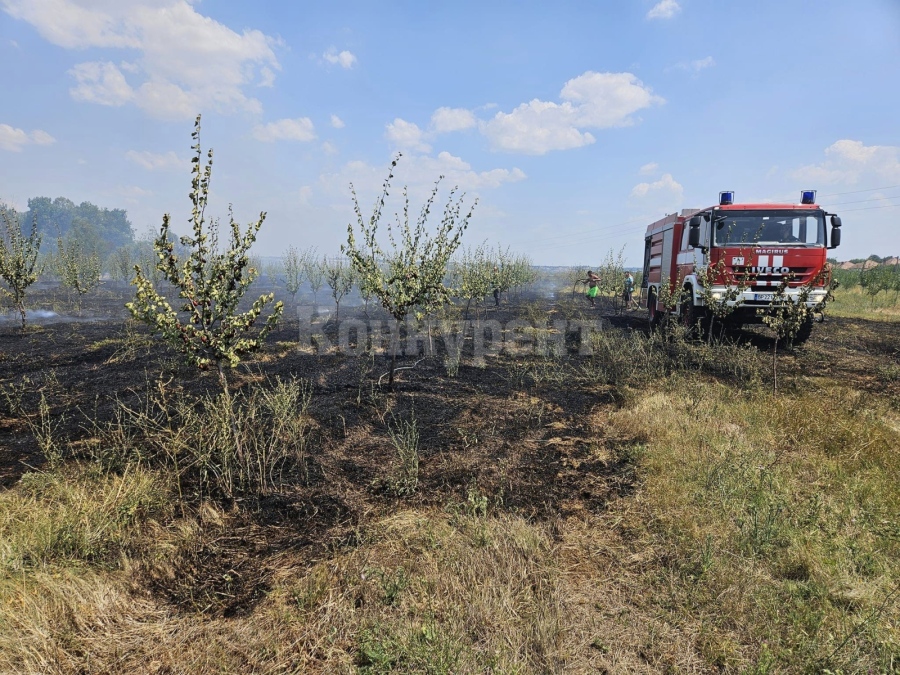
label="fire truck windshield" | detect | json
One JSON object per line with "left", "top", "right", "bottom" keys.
{"left": 713, "top": 210, "right": 826, "bottom": 247}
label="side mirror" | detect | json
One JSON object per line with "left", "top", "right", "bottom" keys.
{"left": 688, "top": 226, "right": 701, "bottom": 248}
{"left": 831, "top": 215, "right": 842, "bottom": 228}
{"left": 829, "top": 227, "right": 841, "bottom": 249}
{"left": 688, "top": 215, "right": 703, "bottom": 248}
{"left": 688, "top": 215, "right": 702, "bottom": 248}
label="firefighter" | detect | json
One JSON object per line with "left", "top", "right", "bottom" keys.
{"left": 623, "top": 272, "right": 639, "bottom": 310}
{"left": 583, "top": 270, "right": 600, "bottom": 306}
{"left": 492, "top": 266, "right": 501, "bottom": 306}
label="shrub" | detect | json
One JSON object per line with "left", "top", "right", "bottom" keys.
{"left": 388, "top": 413, "right": 420, "bottom": 496}
{"left": 343, "top": 155, "right": 475, "bottom": 384}
{"left": 96, "top": 375, "right": 314, "bottom": 500}
{"left": 55, "top": 234, "right": 101, "bottom": 300}
{"left": 126, "top": 115, "right": 283, "bottom": 389}
{"left": 0, "top": 208, "right": 42, "bottom": 329}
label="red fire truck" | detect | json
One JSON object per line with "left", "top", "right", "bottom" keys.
{"left": 640, "top": 190, "right": 842, "bottom": 341}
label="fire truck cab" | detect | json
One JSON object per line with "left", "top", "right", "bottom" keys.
{"left": 641, "top": 190, "right": 842, "bottom": 340}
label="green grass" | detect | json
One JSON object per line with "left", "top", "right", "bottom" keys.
{"left": 0, "top": 463, "right": 170, "bottom": 574}
{"left": 828, "top": 286, "right": 900, "bottom": 321}
{"left": 609, "top": 379, "right": 900, "bottom": 672}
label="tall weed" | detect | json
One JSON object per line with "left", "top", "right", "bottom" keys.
{"left": 93, "top": 376, "right": 314, "bottom": 499}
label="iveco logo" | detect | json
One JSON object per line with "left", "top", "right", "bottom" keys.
{"left": 751, "top": 266, "right": 790, "bottom": 274}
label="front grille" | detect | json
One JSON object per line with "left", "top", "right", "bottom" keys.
{"left": 731, "top": 266, "right": 815, "bottom": 288}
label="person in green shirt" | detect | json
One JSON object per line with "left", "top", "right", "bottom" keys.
{"left": 583, "top": 270, "right": 600, "bottom": 306}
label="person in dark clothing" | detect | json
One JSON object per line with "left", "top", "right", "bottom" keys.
{"left": 492, "top": 266, "right": 501, "bottom": 306}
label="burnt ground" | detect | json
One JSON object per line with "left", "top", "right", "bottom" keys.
{"left": 1, "top": 288, "right": 898, "bottom": 616}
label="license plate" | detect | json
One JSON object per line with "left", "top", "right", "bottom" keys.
{"left": 754, "top": 293, "right": 774, "bottom": 302}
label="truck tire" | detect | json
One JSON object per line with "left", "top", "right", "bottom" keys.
{"left": 648, "top": 288, "right": 661, "bottom": 331}
{"left": 680, "top": 287, "right": 698, "bottom": 336}
{"left": 680, "top": 287, "right": 710, "bottom": 339}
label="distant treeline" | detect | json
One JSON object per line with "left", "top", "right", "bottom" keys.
{"left": 1, "top": 196, "right": 134, "bottom": 255}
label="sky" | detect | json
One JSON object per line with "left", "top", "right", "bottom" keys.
{"left": 1, "top": 0, "right": 899, "bottom": 266}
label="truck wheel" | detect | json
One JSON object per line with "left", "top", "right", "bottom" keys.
{"left": 648, "top": 289, "right": 661, "bottom": 331}
{"left": 680, "top": 288, "right": 698, "bottom": 336}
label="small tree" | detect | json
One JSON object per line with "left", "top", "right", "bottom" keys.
{"left": 695, "top": 256, "right": 752, "bottom": 343}
{"left": 756, "top": 278, "right": 813, "bottom": 392}
{"left": 507, "top": 251, "right": 537, "bottom": 301}
{"left": 56, "top": 235, "right": 101, "bottom": 300}
{"left": 108, "top": 245, "right": 135, "bottom": 285}
{"left": 126, "top": 115, "right": 283, "bottom": 389}
{"left": 281, "top": 245, "right": 306, "bottom": 304}
{"left": 304, "top": 255, "right": 325, "bottom": 304}
{"left": 324, "top": 256, "right": 354, "bottom": 320}
{"left": 455, "top": 243, "right": 493, "bottom": 319}
{"left": 596, "top": 246, "right": 628, "bottom": 309}
{"left": 0, "top": 209, "right": 42, "bottom": 329}
{"left": 343, "top": 156, "right": 475, "bottom": 385}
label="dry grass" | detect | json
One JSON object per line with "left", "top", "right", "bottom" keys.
{"left": 606, "top": 378, "right": 900, "bottom": 672}
{"left": 3, "top": 299, "right": 899, "bottom": 673}
{"left": 0, "top": 506, "right": 577, "bottom": 673}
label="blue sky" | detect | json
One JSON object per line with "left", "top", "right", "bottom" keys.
{"left": 1, "top": 0, "right": 898, "bottom": 265}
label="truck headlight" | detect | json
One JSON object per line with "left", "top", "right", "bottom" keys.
{"left": 711, "top": 291, "right": 724, "bottom": 301}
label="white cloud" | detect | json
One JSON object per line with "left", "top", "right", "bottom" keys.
{"left": 2, "top": 0, "right": 280, "bottom": 119}
{"left": 0, "top": 125, "right": 28, "bottom": 153}
{"left": 319, "top": 152, "right": 525, "bottom": 204}
{"left": 647, "top": 0, "right": 681, "bottom": 20}
{"left": 134, "top": 79, "right": 199, "bottom": 119}
{"left": 426, "top": 151, "right": 527, "bottom": 190}
{"left": 385, "top": 118, "right": 431, "bottom": 153}
{"left": 330, "top": 114, "right": 345, "bottom": 129}
{"left": 629, "top": 173, "right": 684, "bottom": 214}
{"left": 252, "top": 118, "right": 317, "bottom": 143}
{"left": 691, "top": 56, "right": 715, "bottom": 71}
{"left": 321, "top": 141, "right": 338, "bottom": 155}
{"left": 430, "top": 107, "right": 477, "bottom": 133}
{"left": 322, "top": 48, "right": 356, "bottom": 69}
{"left": 792, "top": 140, "right": 900, "bottom": 185}
{"left": 0, "top": 123, "right": 56, "bottom": 151}
{"left": 481, "top": 71, "right": 663, "bottom": 154}
{"left": 298, "top": 185, "right": 313, "bottom": 206}
{"left": 126, "top": 149, "right": 183, "bottom": 170}
{"left": 259, "top": 66, "right": 276, "bottom": 87}
{"left": 30, "top": 129, "right": 56, "bottom": 146}
{"left": 482, "top": 100, "right": 595, "bottom": 154}
{"left": 69, "top": 61, "right": 134, "bottom": 106}
{"left": 118, "top": 185, "right": 153, "bottom": 199}
{"left": 667, "top": 56, "right": 716, "bottom": 73}
{"left": 639, "top": 162, "right": 659, "bottom": 175}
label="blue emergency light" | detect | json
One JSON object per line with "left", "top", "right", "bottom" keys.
{"left": 800, "top": 190, "right": 816, "bottom": 204}
{"left": 719, "top": 191, "right": 734, "bottom": 205}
